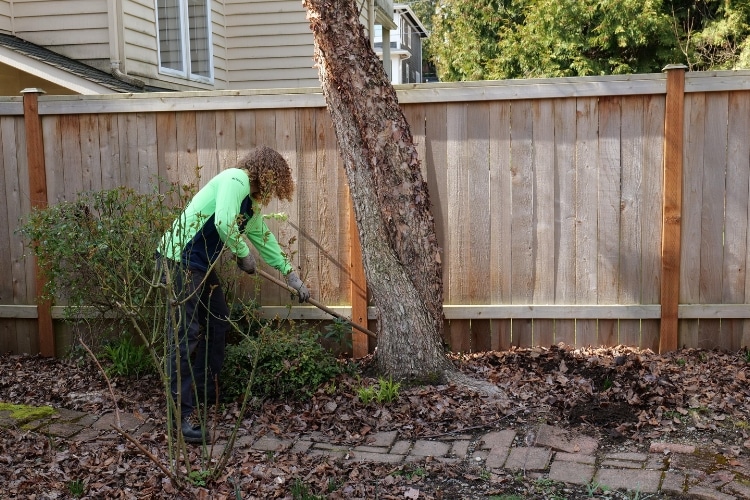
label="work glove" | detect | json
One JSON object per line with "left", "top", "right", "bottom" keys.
{"left": 236, "top": 252, "right": 257, "bottom": 274}
{"left": 286, "top": 271, "right": 310, "bottom": 303}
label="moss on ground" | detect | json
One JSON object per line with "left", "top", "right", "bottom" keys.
{"left": 0, "top": 402, "right": 57, "bottom": 425}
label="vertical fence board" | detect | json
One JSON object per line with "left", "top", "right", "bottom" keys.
{"left": 488, "top": 101, "right": 512, "bottom": 350}
{"left": 468, "top": 101, "right": 491, "bottom": 351}
{"left": 553, "top": 98, "right": 577, "bottom": 346}
{"left": 575, "top": 97, "right": 599, "bottom": 347}
{"left": 235, "top": 110, "right": 257, "bottom": 160}
{"left": 680, "top": 94, "right": 705, "bottom": 347}
{"left": 256, "top": 110, "right": 276, "bottom": 161}
{"left": 138, "top": 113, "right": 158, "bottom": 192}
{"left": 533, "top": 100, "right": 555, "bottom": 348}
{"left": 699, "top": 92, "right": 729, "bottom": 343}
{"left": 61, "top": 115, "right": 84, "bottom": 202}
{"left": 216, "top": 110, "right": 238, "bottom": 170}
{"left": 270, "top": 110, "right": 296, "bottom": 304}
{"left": 98, "top": 114, "right": 121, "bottom": 189}
{"left": 156, "top": 112, "right": 178, "bottom": 191}
{"left": 732, "top": 92, "right": 750, "bottom": 350}
{"left": 297, "top": 107, "right": 321, "bottom": 306}
{"left": 510, "top": 100, "right": 534, "bottom": 347}
{"left": 253, "top": 109, "right": 283, "bottom": 303}
{"left": 619, "top": 96, "right": 645, "bottom": 347}
{"left": 597, "top": 97, "right": 622, "bottom": 347}
{"left": 641, "top": 96, "right": 665, "bottom": 351}
{"left": 315, "top": 112, "right": 341, "bottom": 304}
{"left": 403, "top": 104, "right": 427, "bottom": 179}
{"left": 175, "top": 112, "right": 199, "bottom": 186}
{"left": 424, "top": 103, "right": 451, "bottom": 344}
{"left": 118, "top": 113, "right": 138, "bottom": 190}
{"left": 0, "top": 117, "right": 18, "bottom": 353}
{"left": 446, "top": 102, "right": 471, "bottom": 352}
{"left": 724, "top": 93, "right": 750, "bottom": 350}
{"left": 196, "top": 111, "right": 219, "bottom": 182}
{"left": 42, "top": 117, "right": 64, "bottom": 205}
{"left": 79, "top": 114, "right": 102, "bottom": 192}
{"left": 276, "top": 109, "right": 301, "bottom": 293}
{"left": 15, "top": 114, "right": 35, "bottom": 353}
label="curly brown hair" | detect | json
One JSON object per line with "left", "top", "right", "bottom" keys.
{"left": 237, "top": 146, "right": 295, "bottom": 203}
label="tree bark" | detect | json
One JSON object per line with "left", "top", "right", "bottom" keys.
{"left": 303, "top": 0, "right": 453, "bottom": 381}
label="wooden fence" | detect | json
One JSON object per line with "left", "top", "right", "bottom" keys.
{"left": 2, "top": 69, "right": 750, "bottom": 357}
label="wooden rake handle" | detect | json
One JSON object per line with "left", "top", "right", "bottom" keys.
{"left": 257, "top": 269, "right": 377, "bottom": 339}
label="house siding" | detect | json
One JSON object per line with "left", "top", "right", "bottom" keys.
{"left": 9, "top": 0, "right": 110, "bottom": 62}
{"left": 211, "top": 0, "right": 228, "bottom": 87}
{"left": 224, "top": 0, "right": 319, "bottom": 89}
{"left": 1, "top": 0, "right": 379, "bottom": 92}
{"left": 120, "top": 0, "right": 159, "bottom": 82}
{"left": 0, "top": 1, "right": 12, "bottom": 33}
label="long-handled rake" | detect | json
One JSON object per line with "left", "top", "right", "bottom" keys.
{"left": 257, "top": 269, "right": 377, "bottom": 339}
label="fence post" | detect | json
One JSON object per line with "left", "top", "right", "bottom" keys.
{"left": 659, "top": 65, "right": 687, "bottom": 354}
{"left": 349, "top": 199, "right": 370, "bottom": 357}
{"left": 21, "top": 88, "right": 55, "bottom": 358}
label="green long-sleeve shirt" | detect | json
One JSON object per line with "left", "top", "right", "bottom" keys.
{"left": 158, "top": 168, "right": 293, "bottom": 274}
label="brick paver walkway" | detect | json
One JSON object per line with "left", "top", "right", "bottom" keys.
{"left": 3, "top": 406, "right": 749, "bottom": 498}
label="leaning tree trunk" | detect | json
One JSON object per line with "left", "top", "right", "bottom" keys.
{"left": 303, "top": 0, "right": 454, "bottom": 381}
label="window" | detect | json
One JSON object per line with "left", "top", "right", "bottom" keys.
{"left": 156, "top": 0, "right": 212, "bottom": 81}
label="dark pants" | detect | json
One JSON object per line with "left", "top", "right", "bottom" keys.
{"left": 165, "top": 263, "right": 229, "bottom": 418}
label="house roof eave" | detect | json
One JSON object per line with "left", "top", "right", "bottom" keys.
{"left": 0, "top": 33, "right": 171, "bottom": 94}
{"left": 393, "top": 4, "right": 428, "bottom": 37}
{"left": 0, "top": 47, "right": 116, "bottom": 95}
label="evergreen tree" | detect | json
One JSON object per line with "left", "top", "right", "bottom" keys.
{"left": 429, "top": 0, "right": 750, "bottom": 81}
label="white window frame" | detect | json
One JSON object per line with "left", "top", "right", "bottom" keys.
{"left": 155, "top": 0, "right": 214, "bottom": 83}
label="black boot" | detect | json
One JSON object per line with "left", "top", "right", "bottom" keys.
{"left": 181, "top": 418, "right": 205, "bottom": 443}
{"left": 179, "top": 416, "right": 205, "bottom": 444}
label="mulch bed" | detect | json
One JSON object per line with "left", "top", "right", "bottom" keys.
{"left": 1, "top": 344, "right": 749, "bottom": 498}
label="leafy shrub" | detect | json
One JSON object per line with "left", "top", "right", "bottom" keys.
{"left": 220, "top": 322, "right": 343, "bottom": 401}
{"left": 18, "top": 186, "right": 186, "bottom": 350}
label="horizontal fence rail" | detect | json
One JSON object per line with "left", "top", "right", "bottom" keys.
{"left": 6, "top": 303, "right": 750, "bottom": 321}
{"left": 2, "top": 70, "right": 750, "bottom": 356}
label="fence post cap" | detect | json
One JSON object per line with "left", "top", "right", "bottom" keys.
{"left": 662, "top": 64, "right": 688, "bottom": 72}
{"left": 20, "top": 88, "right": 46, "bottom": 95}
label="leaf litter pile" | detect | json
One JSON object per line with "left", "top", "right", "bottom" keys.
{"left": 1, "top": 344, "right": 750, "bottom": 499}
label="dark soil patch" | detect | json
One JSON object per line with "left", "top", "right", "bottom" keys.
{"left": 566, "top": 398, "right": 638, "bottom": 428}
